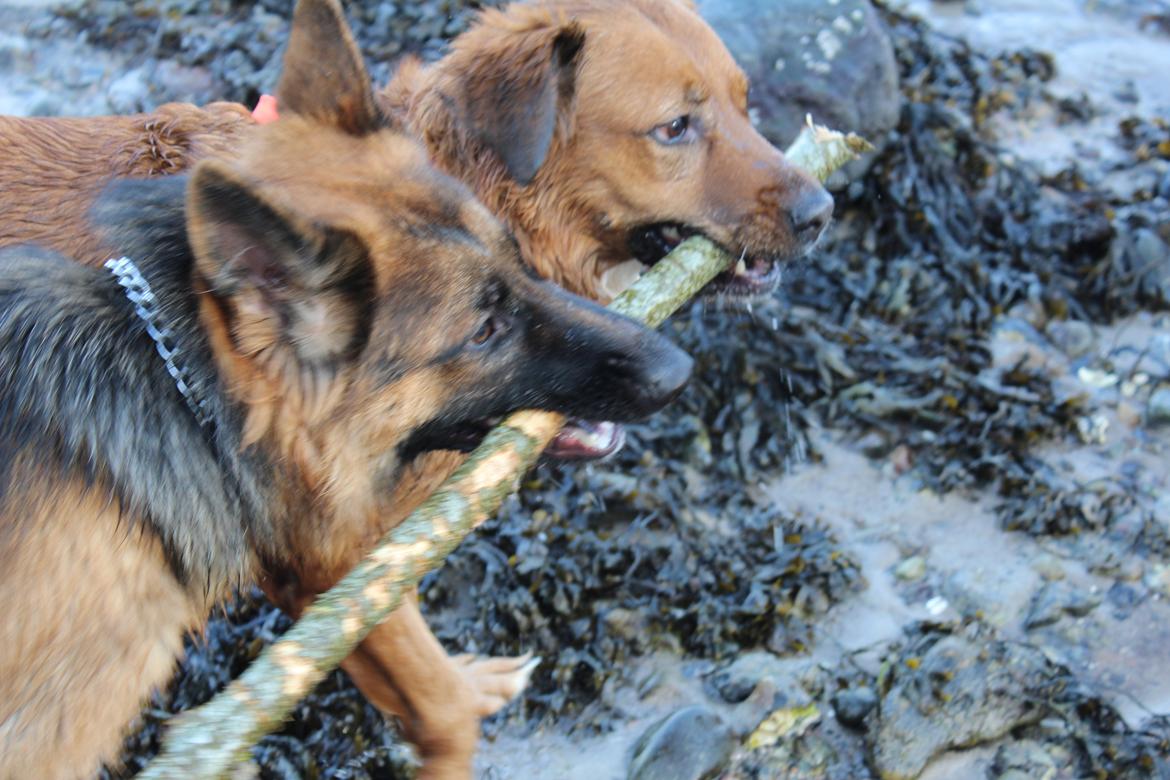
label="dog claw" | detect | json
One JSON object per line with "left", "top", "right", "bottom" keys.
{"left": 453, "top": 652, "right": 541, "bottom": 717}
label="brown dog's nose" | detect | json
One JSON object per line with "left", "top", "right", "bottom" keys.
{"left": 789, "top": 187, "right": 835, "bottom": 247}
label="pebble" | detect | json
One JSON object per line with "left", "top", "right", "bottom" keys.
{"left": 1116, "top": 400, "right": 1143, "bottom": 428}
{"left": 1157, "top": 169, "right": 1170, "bottom": 201}
{"left": 831, "top": 686, "right": 878, "bottom": 728}
{"left": 1107, "top": 581, "right": 1145, "bottom": 621}
{"left": 894, "top": 555, "right": 927, "bottom": 582}
{"left": 1031, "top": 554, "right": 1066, "bottom": 581}
{"left": 604, "top": 607, "right": 648, "bottom": 641}
{"left": 1146, "top": 386, "right": 1170, "bottom": 426}
{"left": 992, "top": 739, "right": 1058, "bottom": 780}
{"left": 105, "top": 65, "right": 149, "bottom": 114}
{"left": 873, "top": 634, "right": 1056, "bottom": 779}
{"left": 628, "top": 706, "right": 735, "bottom": 780}
{"left": 1045, "top": 319, "right": 1095, "bottom": 359}
{"left": 1145, "top": 563, "right": 1170, "bottom": 598}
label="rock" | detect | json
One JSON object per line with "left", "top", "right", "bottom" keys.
{"left": 1134, "top": 228, "right": 1169, "bottom": 268}
{"left": 1106, "top": 581, "right": 1145, "bottom": 620}
{"left": 1024, "top": 583, "right": 1102, "bottom": 630}
{"left": 629, "top": 706, "right": 736, "bottom": 780}
{"left": 1024, "top": 584, "right": 1065, "bottom": 629}
{"left": 106, "top": 66, "right": 149, "bottom": 114}
{"left": 152, "top": 60, "right": 219, "bottom": 105}
{"left": 1045, "top": 319, "right": 1095, "bottom": 359}
{"left": 1031, "top": 554, "right": 1066, "bottom": 581}
{"left": 696, "top": 0, "right": 901, "bottom": 182}
{"left": 1157, "top": 169, "right": 1170, "bottom": 201}
{"left": 1144, "top": 563, "right": 1170, "bottom": 598}
{"left": 705, "top": 651, "right": 810, "bottom": 706}
{"left": 831, "top": 686, "right": 878, "bottom": 728}
{"left": 872, "top": 632, "right": 1055, "bottom": 779}
{"left": 894, "top": 555, "right": 927, "bottom": 582}
{"left": 1146, "top": 386, "right": 1170, "bottom": 426}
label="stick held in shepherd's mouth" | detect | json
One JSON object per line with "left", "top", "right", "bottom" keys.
{"left": 138, "top": 122, "right": 871, "bottom": 779}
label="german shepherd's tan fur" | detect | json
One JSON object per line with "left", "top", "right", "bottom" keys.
{"left": 0, "top": 2, "right": 691, "bottom": 777}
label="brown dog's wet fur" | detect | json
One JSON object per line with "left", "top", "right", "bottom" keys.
{"left": 0, "top": 1, "right": 691, "bottom": 777}
{"left": 0, "top": 102, "right": 253, "bottom": 264}
{"left": 382, "top": 0, "right": 835, "bottom": 302}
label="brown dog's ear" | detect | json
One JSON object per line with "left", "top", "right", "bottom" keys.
{"left": 187, "top": 161, "right": 373, "bottom": 365}
{"left": 454, "top": 21, "right": 585, "bottom": 185}
{"left": 277, "top": 0, "right": 380, "bottom": 136}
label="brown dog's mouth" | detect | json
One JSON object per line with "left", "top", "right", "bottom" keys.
{"left": 609, "top": 222, "right": 784, "bottom": 300}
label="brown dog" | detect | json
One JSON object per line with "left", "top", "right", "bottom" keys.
{"left": 0, "top": 1, "right": 691, "bottom": 778}
{"left": 382, "top": 0, "right": 835, "bottom": 303}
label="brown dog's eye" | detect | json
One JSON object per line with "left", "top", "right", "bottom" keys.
{"left": 652, "top": 115, "right": 692, "bottom": 145}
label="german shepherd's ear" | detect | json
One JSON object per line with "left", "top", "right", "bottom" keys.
{"left": 453, "top": 19, "right": 585, "bottom": 185}
{"left": 186, "top": 161, "right": 373, "bottom": 366}
{"left": 277, "top": 0, "right": 380, "bottom": 136}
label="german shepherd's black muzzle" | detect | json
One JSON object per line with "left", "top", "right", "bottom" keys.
{"left": 401, "top": 277, "right": 692, "bottom": 461}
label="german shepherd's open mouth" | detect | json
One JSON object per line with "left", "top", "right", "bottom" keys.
{"left": 402, "top": 415, "right": 625, "bottom": 461}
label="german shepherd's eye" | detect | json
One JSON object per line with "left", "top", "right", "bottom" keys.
{"left": 468, "top": 316, "right": 501, "bottom": 349}
{"left": 652, "top": 115, "right": 693, "bottom": 145}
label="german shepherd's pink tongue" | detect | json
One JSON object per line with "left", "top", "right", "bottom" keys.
{"left": 546, "top": 419, "right": 625, "bottom": 460}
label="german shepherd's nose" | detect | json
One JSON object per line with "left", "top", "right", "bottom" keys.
{"left": 521, "top": 282, "right": 693, "bottom": 423}
{"left": 601, "top": 321, "right": 694, "bottom": 419}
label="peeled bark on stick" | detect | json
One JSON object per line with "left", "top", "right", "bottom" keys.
{"left": 139, "top": 122, "right": 870, "bottom": 779}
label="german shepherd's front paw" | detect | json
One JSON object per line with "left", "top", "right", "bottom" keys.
{"left": 452, "top": 652, "right": 541, "bottom": 717}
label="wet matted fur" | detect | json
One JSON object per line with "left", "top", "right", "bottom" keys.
{"left": 0, "top": 1, "right": 691, "bottom": 778}
{"left": 381, "top": 0, "right": 836, "bottom": 302}
{"left": 0, "top": 102, "right": 254, "bottom": 265}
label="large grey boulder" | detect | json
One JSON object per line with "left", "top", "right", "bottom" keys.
{"left": 698, "top": 0, "right": 901, "bottom": 180}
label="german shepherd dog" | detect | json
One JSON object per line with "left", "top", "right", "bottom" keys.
{"left": 0, "top": 1, "right": 692, "bottom": 777}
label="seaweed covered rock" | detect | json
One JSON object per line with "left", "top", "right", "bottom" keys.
{"left": 697, "top": 0, "right": 900, "bottom": 179}
{"left": 871, "top": 626, "right": 1057, "bottom": 778}
{"left": 871, "top": 622, "right": 1170, "bottom": 780}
